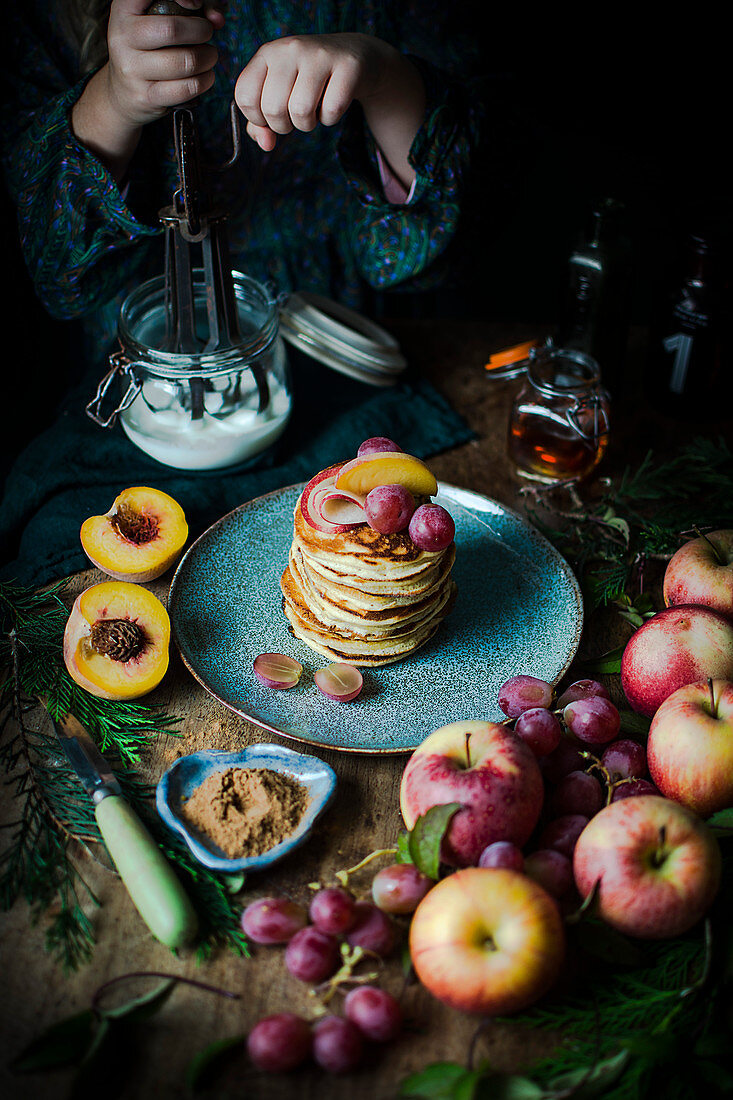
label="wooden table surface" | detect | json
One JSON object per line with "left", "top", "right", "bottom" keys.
{"left": 1, "top": 320, "right": 726, "bottom": 1100}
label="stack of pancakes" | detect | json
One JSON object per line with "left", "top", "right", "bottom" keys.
{"left": 280, "top": 490, "right": 456, "bottom": 666}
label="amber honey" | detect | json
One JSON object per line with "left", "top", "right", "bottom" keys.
{"left": 509, "top": 405, "right": 608, "bottom": 482}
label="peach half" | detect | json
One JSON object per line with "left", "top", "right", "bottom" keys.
{"left": 80, "top": 487, "right": 188, "bottom": 583}
{"left": 63, "top": 582, "right": 170, "bottom": 700}
{"left": 335, "top": 452, "right": 438, "bottom": 498}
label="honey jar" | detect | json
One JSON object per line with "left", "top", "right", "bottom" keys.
{"left": 487, "top": 340, "right": 610, "bottom": 483}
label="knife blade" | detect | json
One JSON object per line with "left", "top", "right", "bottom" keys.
{"left": 53, "top": 711, "right": 198, "bottom": 951}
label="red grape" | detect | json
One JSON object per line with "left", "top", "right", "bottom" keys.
{"left": 371, "top": 864, "right": 433, "bottom": 914}
{"left": 551, "top": 770, "right": 605, "bottom": 817}
{"left": 601, "top": 739, "right": 647, "bottom": 781}
{"left": 514, "top": 707, "right": 562, "bottom": 756}
{"left": 563, "top": 697, "right": 621, "bottom": 744}
{"left": 284, "top": 926, "right": 341, "bottom": 983}
{"left": 345, "top": 902, "right": 396, "bottom": 957}
{"left": 541, "top": 738, "right": 587, "bottom": 783}
{"left": 312, "top": 1016, "right": 364, "bottom": 1074}
{"left": 538, "top": 814, "right": 589, "bottom": 858}
{"left": 524, "top": 849, "right": 573, "bottom": 899}
{"left": 240, "top": 897, "right": 308, "bottom": 944}
{"left": 556, "top": 679, "right": 610, "bottom": 708}
{"left": 408, "top": 503, "right": 455, "bottom": 552}
{"left": 253, "top": 652, "right": 303, "bottom": 689}
{"left": 365, "top": 484, "right": 415, "bottom": 534}
{"left": 247, "top": 1013, "right": 312, "bottom": 1072}
{"left": 498, "top": 675, "right": 553, "bottom": 718}
{"left": 477, "top": 840, "right": 524, "bottom": 871}
{"left": 357, "top": 437, "right": 402, "bottom": 456}
{"left": 344, "top": 986, "right": 403, "bottom": 1043}
{"left": 314, "top": 663, "right": 363, "bottom": 702}
{"left": 611, "top": 778, "right": 660, "bottom": 801}
{"left": 309, "top": 887, "right": 357, "bottom": 934}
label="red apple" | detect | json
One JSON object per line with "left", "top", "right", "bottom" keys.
{"left": 620, "top": 605, "right": 733, "bottom": 717}
{"left": 573, "top": 795, "right": 721, "bottom": 939}
{"left": 409, "top": 867, "right": 565, "bottom": 1015}
{"left": 663, "top": 529, "right": 733, "bottom": 619}
{"left": 300, "top": 463, "right": 365, "bottom": 533}
{"left": 399, "top": 721, "right": 544, "bottom": 867}
{"left": 647, "top": 679, "right": 733, "bottom": 816}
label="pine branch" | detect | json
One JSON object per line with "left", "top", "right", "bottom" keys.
{"left": 0, "top": 580, "right": 248, "bottom": 970}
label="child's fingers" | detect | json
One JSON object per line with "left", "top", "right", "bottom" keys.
{"left": 319, "top": 64, "right": 358, "bottom": 127}
{"left": 246, "top": 120, "right": 278, "bottom": 151}
{"left": 288, "top": 68, "right": 329, "bottom": 132}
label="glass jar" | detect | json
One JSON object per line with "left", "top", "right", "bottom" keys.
{"left": 87, "top": 271, "right": 292, "bottom": 471}
{"left": 489, "top": 341, "right": 610, "bottom": 483}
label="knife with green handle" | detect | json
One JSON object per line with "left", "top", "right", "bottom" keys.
{"left": 52, "top": 711, "right": 199, "bottom": 950}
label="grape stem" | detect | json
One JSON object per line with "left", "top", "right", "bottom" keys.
{"left": 309, "top": 944, "right": 379, "bottom": 1008}
{"left": 333, "top": 848, "right": 398, "bottom": 888}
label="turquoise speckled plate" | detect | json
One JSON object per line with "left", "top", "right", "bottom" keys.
{"left": 168, "top": 483, "right": 583, "bottom": 754}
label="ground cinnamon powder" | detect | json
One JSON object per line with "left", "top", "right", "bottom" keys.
{"left": 181, "top": 767, "right": 309, "bottom": 859}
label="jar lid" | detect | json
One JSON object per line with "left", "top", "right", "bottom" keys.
{"left": 279, "top": 292, "right": 407, "bottom": 386}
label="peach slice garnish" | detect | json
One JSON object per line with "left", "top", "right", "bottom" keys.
{"left": 80, "top": 487, "right": 188, "bottom": 583}
{"left": 334, "top": 452, "right": 438, "bottom": 498}
{"left": 63, "top": 581, "right": 170, "bottom": 700}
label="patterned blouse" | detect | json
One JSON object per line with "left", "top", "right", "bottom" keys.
{"left": 2, "top": 2, "right": 481, "bottom": 354}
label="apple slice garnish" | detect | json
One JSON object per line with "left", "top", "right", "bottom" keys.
{"left": 335, "top": 451, "right": 438, "bottom": 497}
{"left": 300, "top": 464, "right": 367, "bottom": 533}
{"left": 313, "top": 486, "right": 366, "bottom": 526}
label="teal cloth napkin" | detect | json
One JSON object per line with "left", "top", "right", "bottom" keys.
{"left": 0, "top": 349, "right": 474, "bottom": 588}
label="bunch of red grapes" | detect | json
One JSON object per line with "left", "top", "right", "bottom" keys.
{"left": 487, "top": 675, "right": 658, "bottom": 902}
{"left": 241, "top": 865, "right": 430, "bottom": 1075}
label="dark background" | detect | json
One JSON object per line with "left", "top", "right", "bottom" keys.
{"left": 2, "top": 26, "right": 729, "bottom": 490}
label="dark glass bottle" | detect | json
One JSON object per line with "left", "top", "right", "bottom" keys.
{"left": 557, "top": 198, "right": 632, "bottom": 397}
{"left": 645, "top": 230, "right": 728, "bottom": 417}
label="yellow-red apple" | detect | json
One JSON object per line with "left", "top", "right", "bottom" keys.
{"left": 620, "top": 605, "right": 733, "bottom": 717}
{"left": 409, "top": 867, "right": 565, "bottom": 1015}
{"left": 663, "top": 529, "right": 733, "bottom": 619}
{"left": 647, "top": 679, "right": 733, "bottom": 816}
{"left": 573, "top": 795, "right": 721, "bottom": 939}
{"left": 400, "top": 721, "right": 544, "bottom": 867}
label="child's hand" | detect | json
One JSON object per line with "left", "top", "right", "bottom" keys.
{"left": 105, "top": 0, "right": 224, "bottom": 128}
{"left": 234, "top": 33, "right": 393, "bottom": 152}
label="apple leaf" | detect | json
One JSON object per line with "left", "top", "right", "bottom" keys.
{"left": 407, "top": 803, "right": 462, "bottom": 880}
{"left": 399, "top": 1060, "right": 478, "bottom": 1098}
{"left": 8, "top": 1010, "right": 98, "bottom": 1073}
{"left": 396, "top": 830, "right": 415, "bottom": 865}
{"left": 580, "top": 645, "right": 624, "bottom": 675}
{"left": 706, "top": 807, "right": 733, "bottom": 834}
{"left": 547, "top": 1049, "right": 630, "bottom": 1098}
{"left": 617, "top": 710, "right": 651, "bottom": 737}
{"left": 185, "top": 1034, "right": 244, "bottom": 1094}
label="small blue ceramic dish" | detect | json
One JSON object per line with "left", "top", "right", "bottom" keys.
{"left": 156, "top": 743, "right": 337, "bottom": 873}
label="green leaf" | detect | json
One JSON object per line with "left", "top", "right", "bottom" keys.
{"left": 548, "top": 1050, "right": 630, "bottom": 1098}
{"left": 400, "top": 1061, "right": 475, "bottom": 1098}
{"left": 98, "top": 978, "right": 175, "bottom": 1022}
{"left": 706, "top": 807, "right": 733, "bottom": 833}
{"left": 580, "top": 646, "right": 624, "bottom": 674}
{"left": 185, "top": 1034, "right": 244, "bottom": 1094}
{"left": 9, "top": 1010, "right": 97, "bottom": 1073}
{"left": 407, "top": 803, "right": 462, "bottom": 880}
{"left": 570, "top": 920, "right": 644, "bottom": 968}
{"left": 396, "top": 830, "right": 415, "bottom": 865}
{"left": 618, "top": 710, "right": 651, "bottom": 737}
{"left": 480, "top": 1075, "right": 546, "bottom": 1100}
